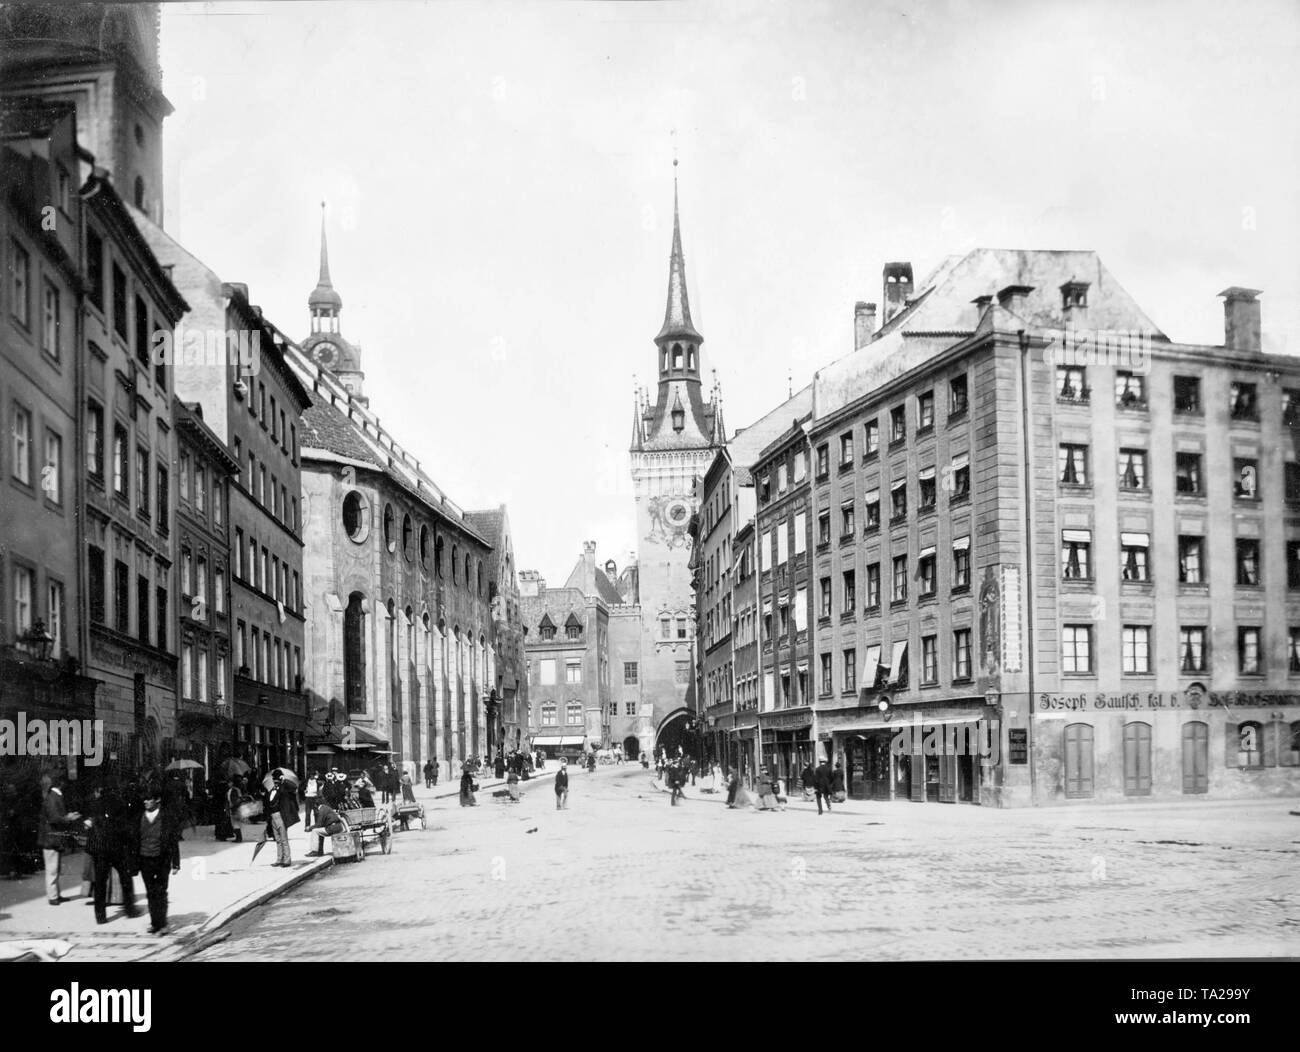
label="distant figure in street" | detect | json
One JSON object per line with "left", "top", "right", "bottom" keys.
{"left": 400, "top": 771, "right": 417, "bottom": 804}
{"left": 306, "top": 799, "right": 346, "bottom": 856}
{"left": 133, "top": 787, "right": 181, "bottom": 934}
{"left": 460, "top": 766, "right": 478, "bottom": 807}
{"left": 669, "top": 759, "right": 685, "bottom": 806}
{"left": 831, "top": 762, "right": 846, "bottom": 804}
{"left": 800, "top": 761, "right": 815, "bottom": 801}
{"left": 554, "top": 759, "right": 569, "bottom": 810}
{"left": 303, "top": 772, "right": 320, "bottom": 829}
{"left": 726, "top": 770, "right": 740, "bottom": 809}
{"left": 423, "top": 760, "right": 435, "bottom": 789}
{"left": 224, "top": 778, "right": 244, "bottom": 843}
{"left": 814, "top": 758, "right": 834, "bottom": 815}
{"left": 506, "top": 767, "right": 521, "bottom": 803}
{"left": 38, "top": 773, "right": 81, "bottom": 906}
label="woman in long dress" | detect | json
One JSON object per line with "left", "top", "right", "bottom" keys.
{"left": 459, "top": 767, "right": 477, "bottom": 807}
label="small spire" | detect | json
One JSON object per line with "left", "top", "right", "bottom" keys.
{"left": 318, "top": 201, "right": 331, "bottom": 285}
{"left": 656, "top": 159, "right": 701, "bottom": 345}
{"left": 309, "top": 201, "right": 343, "bottom": 312}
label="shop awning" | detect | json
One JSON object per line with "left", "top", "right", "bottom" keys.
{"left": 307, "top": 724, "right": 389, "bottom": 751}
{"left": 532, "top": 735, "right": 566, "bottom": 746}
{"left": 864, "top": 644, "right": 882, "bottom": 682}
{"left": 952, "top": 535, "right": 970, "bottom": 551}
{"left": 889, "top": 639, "right": 909, "bottom": 683}
{"left": 561, "top": 736, "right": 586, "bottom": 746}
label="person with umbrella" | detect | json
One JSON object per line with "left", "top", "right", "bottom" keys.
{"left": 262, "top": 769, "right": 300, "bottom": 867}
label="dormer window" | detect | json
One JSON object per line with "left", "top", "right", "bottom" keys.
{"left": 1061, "top": 281, "right": 1089, "bottom": 309}
{"left": 672, "top": 404, "right": 685, "bottom": 431}
{"left": 565, "top": 614, "right": 582, "bottom": 640}
{"left": 539, "top": 614, "right": 556, "bottom": 641}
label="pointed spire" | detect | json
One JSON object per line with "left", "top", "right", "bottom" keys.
{"left": 309, "top": 201, "right": 343, "bottom": 312}
{"left": 655, "top": 162, "right": 702, "bottom": 345}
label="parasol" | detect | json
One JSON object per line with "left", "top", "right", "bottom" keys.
{"left": 262, "top": 768, "right": 301, "bottom": 791}
{"left": 221, "top": 758, "right": 251, "bottom": 778}
{"left": 165, "top": 759, "right": 203, "bottom": 772}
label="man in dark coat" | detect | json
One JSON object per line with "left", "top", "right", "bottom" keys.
{"left": 423, "top": 760, "right": 435, "bottom": 789}
{"left": 800, "top": 761, "right": 816, "bottom": 797}
{"left": 132, "top": 786, "right": 181, "bottom": 934}
{"left": 85, "top": 780, "right": 139, "bottom": 924}
{"left": 266, "top": 769, "right": 300, "bottom": 866}
{"left": 37, "top": 773, "right": 81, "bottom": 905}
{"left": 554, "top": 759, "right": 569, "bottom": 810}
{"left": 814, "top": 758, "right": 834, "bottom": 814}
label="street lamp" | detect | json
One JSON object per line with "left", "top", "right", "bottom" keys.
{"left": 19, "top": 620, "right": 54, "bottom": 661}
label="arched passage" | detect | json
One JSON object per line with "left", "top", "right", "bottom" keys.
{"left": 622, "top": 736, "right": 641, "bottom": 761}
{"left": 655, "top": 708, "right": 691, "bottom": 759}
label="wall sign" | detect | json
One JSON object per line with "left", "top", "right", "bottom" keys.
{"left": 1008, "top": 728, "right": 1028, "bottom": 764}
{"left": 1000, "top": 566, "right": 1022, "bottom": 673}
{"left": 1038, "top": 689, "right": 1300, "bottom": 713}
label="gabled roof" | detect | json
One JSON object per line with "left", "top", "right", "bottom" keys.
{"left": 816, "top": 248, "right": 1167, "bottom": 421}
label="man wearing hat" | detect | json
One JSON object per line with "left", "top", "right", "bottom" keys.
{"left": 37, "top": 773, "right": 81, "bottom": 905}
{"left": 133, "top": 785, "right": 181, "bottom": 934}
{"left": 266, "top": 769, "right": 300, "bottom": 867}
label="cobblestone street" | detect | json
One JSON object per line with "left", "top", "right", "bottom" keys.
{"left": 195, "top": 767, "right": 1300, "bottom": 961}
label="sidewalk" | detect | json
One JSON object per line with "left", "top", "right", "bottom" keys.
{"left": 0, "top": 778, "right": 507, "bottom": 963}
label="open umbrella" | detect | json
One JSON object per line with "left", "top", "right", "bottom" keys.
{"left": 262, "top": 768, "right": 301, "bottom": 791}
{"left": 165, "top": 759, "right": 203, "bottom": 772}
{"left": 221, "top": 758, "right": 251, "bottom": 778}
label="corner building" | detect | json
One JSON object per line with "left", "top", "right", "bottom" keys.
{"left": 798, "top": 249, "right": 1300, "bottom": 805}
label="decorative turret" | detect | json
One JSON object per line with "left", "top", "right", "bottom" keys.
{"left": 302, "top": 203, "right": 366, "bottom": 404}
{"left": 309, "top": 202, "right": 343, "bottom": 326}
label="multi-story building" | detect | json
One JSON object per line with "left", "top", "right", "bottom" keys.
{"left": 519, "top": 544, "right": 627, "bottom": 760}
{"left": 465, "top": 505, "right": 528, "bottom": 754}
{"left": 171, "top": 397, "right": 238, "bottom": 776}
{"left": 692, "top": 387, "right": 811, "bottom": 782}
{"left": 752, "top": 417, "right": 818, "bottom": 785}
{"left": 291, "top": 215, "right": 495, "bottom": 779}
{"left": 802, "top": 249, "right": 1300, "bottom": 806}
{"left": 628, "top": 179, "right": 726, "bottom": 757}
{"left": 730, "top": 519, "right": 759, "bottom": 782}
{"left": 0, "top": 100, "right": 99, "bottom": 764}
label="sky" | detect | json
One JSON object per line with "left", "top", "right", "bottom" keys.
{"left": 157, "top": 0, "right": 1300, "bottom": 584}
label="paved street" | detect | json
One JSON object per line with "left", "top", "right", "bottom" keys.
{"left": 194, "top": 766, "right": 1300, "bottom": 961}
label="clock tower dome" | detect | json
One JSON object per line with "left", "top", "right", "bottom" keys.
{"left": 301, "top": 203, "right": 367, "bottom": 405}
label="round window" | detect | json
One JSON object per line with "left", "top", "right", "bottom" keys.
{"left": 341, "top": 491, "right": 369, "bottom": 543}
{"left": 383, "top": 503, "right": 396, "bottom": 552}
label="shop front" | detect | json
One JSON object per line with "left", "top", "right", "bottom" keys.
{"left": 530, "top": 734, "right": 586, "bottom": 763}
{"left": 758, "top": 707, "right": 813, "bottom": 787}
{"left": 822, "top": 696, "right": 999, "bottom": 805}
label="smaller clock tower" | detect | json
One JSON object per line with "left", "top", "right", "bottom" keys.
{"left": 301, "top": 203, "right": 367, "bottom": 405}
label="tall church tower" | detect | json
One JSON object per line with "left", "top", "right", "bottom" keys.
{"left": 629, "top": 171, "right": 725, "bottom": 753}
{"left": 301, "top": 204, "right": 367, "bottom": 406}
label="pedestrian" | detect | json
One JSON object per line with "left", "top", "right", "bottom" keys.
{"left": 355, "top": 773, "right": 375, "bottom": 808}
{"left": 831, "top": 761, "right": 846, "bottom": 804}
{"left": 814, "top": 756, "right": 834, "bottom": 814}
{"left": 222, "top": 777, "right": 244, "bottom": 843}
{"left": 303, "top": 771, "right": 320, "bottom": 829}
{"left": 669, "top": 759, "right": 685, "bottom": 807}
{"left": 400, "top": 771, "right": 417, "bottom": 805}
{"left": 133, "top": 786, "right": 181, "bottom": 934}
{"left": 266, "top": 769, "right": 300, "bottom": 866}
{"left": 423, "top": 760, "right": 435, "bottom": 789}
{"left": 305, "top": 798, "right": 347, "bottom": 856}
{"left": 376, "top": 764, "right": 390, "bottom": 804}
{"left": 389, "top": 764, "right": 402, "bottom": 802}
{"left": 554, "top": 759, "right": 569, "bottom": 810}
{"left": 800, "top": 761, "right": 815, "bottom": 802}
{"left": 726, "top": 769, "right": 740, "bottom": 809}
{"left": 506, "top": 767, "right": 521, "bottom": 803}
{"left": 37, "top": 773, "right": 81, "bottom": 906}
{"left": 430, "top": 759, "right": 439, "bottom": 787}
{"left": 495, "top": 750, "right": 506, "bottom": 779}
{"left": 460, "top": 765, "right": 478, "bottom": 807}
{"left": 84, "top": 778, "right": 138, "bottom": 924}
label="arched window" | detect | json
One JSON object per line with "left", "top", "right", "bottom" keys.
{"left": 383, "top": 504, "right": 395, "bottom": 552}
{"left": 402, "top": 513, "right": 413, "bottom": 561}
{"left": 435, "top": 535, "right": 444, "bottom": 577}
{"left": 451, "top": 546, "right": 459, "bottom": 583}
{"left": 477, "top": 561, "right": 483, "bottom": 596}
{"left": 133, "top": 175, "right": 145, "bottom": 209}
{"left": 406, "top": 605, "right": 416, "bottom": 667}
{"left": 464, "top": 553, "right": 471, "bottom": 587}
{"left": 419, "top": 524, "right": 430, "bottom": 568}
{"left": 344, "top": 592, "right": 367, "bottom": 715}
{"left": 661, "top": 347, "right": 668, "bottom": 371}
{"left": 687, "top": 344, "right": 695, "bottom": 369}
{"left": 672, "top": 343, "right": 683, "bottom": 369}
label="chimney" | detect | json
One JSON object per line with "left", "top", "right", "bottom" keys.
{"left": 1219, "top": 287, "right": 1262, "bottom": 353}
{"left": 996, "top": 284, "right": 1035, "bottom": 315}
{"left": 882, "top": 263, "right": 913, "bottom": 324}
{"left": 854, "top": 301, "right": 877, "bottom": 350}
{"left": 971, "top": 294, "right": 993, "bottom": 327}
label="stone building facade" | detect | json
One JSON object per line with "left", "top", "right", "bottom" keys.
{"left": 291, "top": 216, "right": 495, "bottom": 779}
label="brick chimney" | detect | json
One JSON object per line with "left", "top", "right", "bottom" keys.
{"left": 1219, "top": 287, "right": 1262, "bottom": 353}
{"left": 882, "top": 263, "right": 913, "bottom": 324}
{"left": 971, "top": 293, "right": 993, "bottom": 327}
{"left": 854, "top": 301, "right": 877, "bottom": 350}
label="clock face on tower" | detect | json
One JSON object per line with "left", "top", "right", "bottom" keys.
{"left": 314, "top": 341, "right": 338, "bottom": 369}
{"left": 645, "top": 494, "right": 694, "bottom": 549}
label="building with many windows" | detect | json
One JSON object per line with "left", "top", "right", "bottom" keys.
{"left": 0, "top": 100, "right": 100, "bottom": 765}
{"left": 519, "top": 543, "right": 629, "bottom": 760}
{"left": 794, "top": 249, "right": 1300, "bottom": 806}
{"left": 171, "top": 398, "right": 238, "bottom": 779}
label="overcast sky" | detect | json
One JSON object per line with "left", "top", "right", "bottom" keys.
{"left": 158, "top": 0, "right": 1300, "bottom": 584}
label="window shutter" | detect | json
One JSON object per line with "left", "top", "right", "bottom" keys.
{"left": 1224, "top": 721, "right": 1238, "bottom": 768}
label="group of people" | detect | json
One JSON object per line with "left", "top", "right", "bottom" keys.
{"left": 800, "top": 759, "right": 846, "bottom": 814}
{"left": 37, "top": 771, "right": 182, "bottom": 935}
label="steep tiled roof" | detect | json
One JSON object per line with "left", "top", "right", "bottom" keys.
{"left": 464, "top": 508, "right": 505, "bottom": 549}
